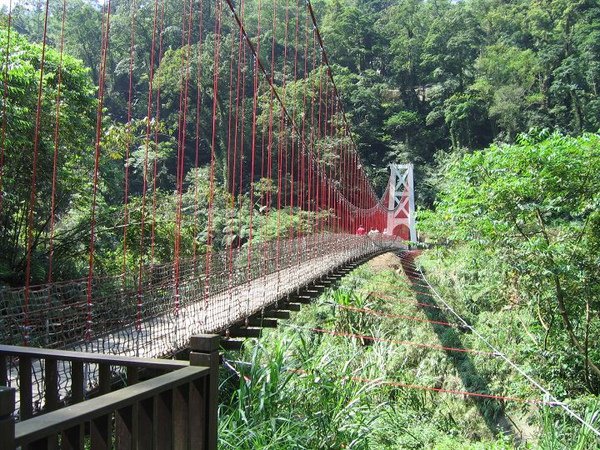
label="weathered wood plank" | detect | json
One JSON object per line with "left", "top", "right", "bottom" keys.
{"left": 263, "top": 310, "right": 291, "bottom": 320}
{"left": 91, "top": 414, "right": 112, "bottom": 450}
{"left": 61, "top": 424, "right": 84, "bottom": 450}
{"left": 115, "top": 405, "right": 133, "bottom": 450}
{"left": 0, "top": 355, "right": 7, "bottom": 387}
{"left": 0, "top": 387, "right": 15, "bottom": 450}
{"left": 188, "top": 378, "right": 205, "bottom": 450}
{"left": 0, "top": 345, "right": 188, "bottom": 371}
{"left": 137, "top": 397, "right": 153, "bottom": 450}
{"left": 227, "top": 327, "right": 261, "bottom": 338}
{"left": 126, "top": 367, "right": 139, "bottom": 386}
{"left": 246, "top": 317, "right": 278, "bottom": 328}
{"left": 154, "top": 390, "right": 172, "bottom": 450}
{"left": 289, "top": 295, "right": 312, "bottom": 304}
{"left": 99, "top": 364, "right": 111, "bottom": 395}
{"left": 172, "top": 384, "right": 187, "bottom": 450}
{"left": 44, "top": 358, "right": 59, "bottom": 412}
{"left": 71, "top": 361, "right": 84, "bottom": 404}
{"left": 189, "top": 353, "right": 218, "bottom": 450}
{"left": 19, "top": 357, "right": 33, "bottom": 420}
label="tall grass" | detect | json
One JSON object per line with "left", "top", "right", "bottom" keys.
{"left": 218, "top": 259, "right": 597, "bottom": 448}
{"left": 219, "top": 336, "right": 384, "bottom": 449}
{"left": 537, "top": 399, "right": 600, "bottom": 450}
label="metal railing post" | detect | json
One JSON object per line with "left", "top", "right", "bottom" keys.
{"left": 0, "top": 386, "right": 15, "bottom": 449}
{"left": 189, "top": 334, "right": 220, "bottom": 450}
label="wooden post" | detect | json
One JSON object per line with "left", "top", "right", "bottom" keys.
{"left": 99, "top": 363, "right": 111, "bottom": 395}
{"left": 171, "top": 384, "right": 186, "bottom": 450}
{"left": 19, "top": 356, "right": 33, "bottom": 420}
{"left": 45, "top": 358, "right": 59, "bottom": 412}
{"left": 189, "top": 335, "right": 220, "bottom": 450}
{"left": 0, "top": 354, "right": 7, "bottom": 386}
{"left": 115, "top": 405, "right": 134, "bottom": 450}
{"left": 0, "top": 386, "right": 15, "bottom": 450}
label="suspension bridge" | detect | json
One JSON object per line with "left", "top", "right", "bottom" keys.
{"left": 1, "top": 0, "right": 598, "bottom": 448}
{"left": 0, "top": 0, "right": 419, "bottom": 444}
{"left": 0, "top": 0, "right": 417, "bottom": 353}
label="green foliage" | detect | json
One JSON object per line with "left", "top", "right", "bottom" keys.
{"left": 323, "top": 0, "right": 600, "bottom": 202}
{"left": 443, "top": 92, "right": 488, "bottom": 149}
{"left": 327, "top": 289, "right": 381, "bottom": 339}
{"left": 321, "top": 1, "right": 382, "bottom": 73}
{"left": 7, "top": 0, "right": 600, "bottom": 208}
{"left": 4, "top": 0, "right": 600, "bottom": 445}
{"left": 0, "top": 25, "right": 96, "bottom": 285}
{"left": 473, "top": 44, "right": 541, "bottom": 139}
{"left": 220, "top": 337, "right": 380, "bottom": 449}
{"left": 219, "top": 260, "right": 598, "bottom": 448}
{"left": 422, "top": 132, "right": 600, "bottom": 394}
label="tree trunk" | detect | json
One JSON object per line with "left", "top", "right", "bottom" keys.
{"left": 535, "top": 209, "right": 600, "bottom": 380}
{"left": 553, "top": 273, "right": 600, "bottom": 379}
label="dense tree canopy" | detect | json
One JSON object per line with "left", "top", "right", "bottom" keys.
{"left": 0, "top": 26, "right": 96, "bottom": 283}
{"left": 316, "top": 0, "right": 600, "bottom": 199}
{"left": 5, "top": 0, "right": 600, "bottom": 202}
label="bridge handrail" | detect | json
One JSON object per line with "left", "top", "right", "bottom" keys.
{"left": 0, "top": 345, "right": 189, "bottom": 371}
{"left": 13, "top": 366, "right": 209, "bottom": 448}
{"left": 0, "top": 334, "right": 220, "bottom": 449}
{"left": 1, "top": 344, "right": 192, "bottom": 421}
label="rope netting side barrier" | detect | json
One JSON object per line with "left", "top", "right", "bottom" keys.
{"left": 0, "top": 0, "right": 405, "bottom": 415}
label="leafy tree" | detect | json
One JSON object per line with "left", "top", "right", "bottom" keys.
{"left": 0, "top": 26, "right": 96, "bottom": 285}
{"left": 424, "top": 132, "right": 600, "bottom": 392}
{"left": 321, "top": 0, "right": 382, "bottom": 73}
{"left": 382, "top": 0, "right": 428, "bottom": 88}
{"left": 443, "top": 92, "right": 488, "bottom": 150}
{"left": 473, "top": 44, "right": 542, "bottom": 140}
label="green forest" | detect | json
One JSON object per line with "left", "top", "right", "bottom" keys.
{"left": 1, "top": 0, "right": 600, "bottom": 447}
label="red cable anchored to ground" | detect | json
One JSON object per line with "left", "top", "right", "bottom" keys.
{"left": 284, "top": 325, "right": 497, "bottom": 357}
{"left": 336, "top": 304, "right": 462, "bottom": 329}
{"left": 375, "top": 283, "right": 436, "bottom": 298}
{"left": 366, "top": 292, "right": 446, "bottom": 310}
{"left": 401, "top": 251, "right": 600, "bottom": 438}
{"left": 288, "top": 368, "right": 558, "bottom": 406}
{"left": 224, "top": 359, "right": 557, "bottom": 406}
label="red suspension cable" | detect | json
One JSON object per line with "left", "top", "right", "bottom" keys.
{"left": 0, "top": 0, "right": 13, "bottom": 215}
{"left": 303, "top": 327, "right": 498, "bottom": 357}
{"left": 336, "top": 304, "right": 462, "bottom": 329}
{"left": 290, "top": 369, "right": 554, "bottom": 406}
{"left": 122, "top": 0, "right": 137, "bottom": 283}
{"left": 204, "top": 0, "right": 223, "bottom": 315}
{"left": 47, "top": 0, "right": 67, "bottom": 286}
{"left": 86, "top": 0, "right": 113, "bottom": 343}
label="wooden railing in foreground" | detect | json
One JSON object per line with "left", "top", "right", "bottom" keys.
{"left": 0, "top": 334, "right": 220, "bottom": 449}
